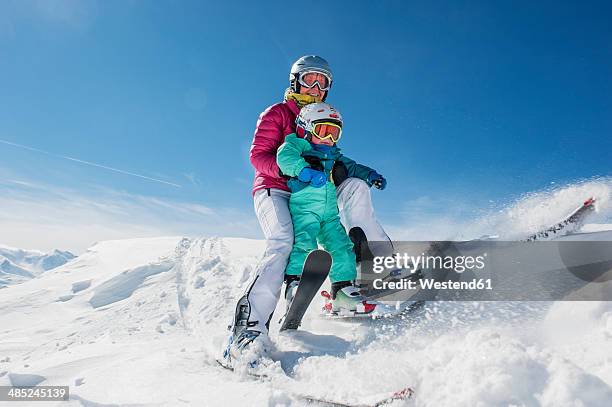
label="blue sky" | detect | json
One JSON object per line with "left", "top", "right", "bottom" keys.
{"left": 1, "top": 0, "right": 611, "bottom": 252}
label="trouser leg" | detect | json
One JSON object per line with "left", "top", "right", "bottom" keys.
{"left": 336, "top": 178, "right": 393, "bottom": 257}
{"left": 319, "top": 214, "right": 356, "bottom": 283}
{"left": 285, "top": 196, "right": 322, "bottom": 277}
{"left": 234, "top": 189, "right": 293, "bottom": 334}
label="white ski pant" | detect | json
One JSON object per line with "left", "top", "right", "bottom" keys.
{"left": 243, "top": 178, "right": 392, "bottom": 333}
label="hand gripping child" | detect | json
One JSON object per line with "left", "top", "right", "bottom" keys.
{"left": 276, "top": 102, "right": 387, "bottom": 314}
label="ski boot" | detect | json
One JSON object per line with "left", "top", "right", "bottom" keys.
{"left": 224, "top": 330, "right": 264, "bottom": 367}
{"left": 321, "top": 281, "right": 376, "bottom": 316}
{"left": 223, "top": 295, "right": 267, "bottom": 368}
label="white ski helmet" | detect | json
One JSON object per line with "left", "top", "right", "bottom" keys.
{"left": 296, "top": 102, "right": 343, "bottom": 141}
{"left": 289, "top": 55, "right": 333, "bottom": 99}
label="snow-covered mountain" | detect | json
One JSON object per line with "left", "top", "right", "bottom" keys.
{"left": 0, "top": 232, "right": 611, "bottom": 406}
{"left": 0, "top": 245, "right": 75, "bottom": 287}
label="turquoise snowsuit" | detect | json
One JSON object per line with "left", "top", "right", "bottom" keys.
{"left": 277, "top": 133, "right": 374, "bottom": 283}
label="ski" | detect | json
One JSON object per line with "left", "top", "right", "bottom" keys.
{"left": 215, "top": 358, "right": 269, "bottom": 380}
{"left": 216, "top": 358, "right": 414, "bottom": 407}
{"left": 280, "top": 249, "right": 332, "bottom": 331}
{"left": 524, "top": 197, "right": 596, "bottom": 241}
{"left": 321, "top": 296, "right": 425, "bottom": 319}
{"left": 293, "top": 386, "right": 414, "bottom": 407}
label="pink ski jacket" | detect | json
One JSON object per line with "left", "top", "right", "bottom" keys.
{"left": 250, "top": 99, "right": 301, "bottom": 195}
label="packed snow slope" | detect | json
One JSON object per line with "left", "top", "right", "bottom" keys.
{"left": 0, "top": 245, "right": 75, "bottom": 287}
{"left": 1, "top": 179, "right": 611, "bottom": 407}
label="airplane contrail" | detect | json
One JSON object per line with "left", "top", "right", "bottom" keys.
{"left": 0, "top": 138, "right": 182, "bottom": 188}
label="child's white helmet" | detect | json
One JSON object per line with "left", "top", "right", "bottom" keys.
{"left": 296, "top": 102, "right": 343, "bottom": 138}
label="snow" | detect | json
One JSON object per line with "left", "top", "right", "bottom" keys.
{"left": 493, "top": 179, "right": 611, "bottom": 240}
{"left": 446, "top": 178, "right": 612, "bottom": 242}
{"left": 1, "top": 232, "right": 611, "bottom": 406}
{"left": 1, "top": 181, "right": 611, "bottom": 406}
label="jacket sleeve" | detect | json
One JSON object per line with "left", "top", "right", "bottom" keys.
{"left": 276, "top": 134, "right": 312, "bottom": 177}
{"left": 337, "top": 154, "right": 375, "bottom": 182}
{"left": 249, "top": 106, "right": 285, "bottom": 177}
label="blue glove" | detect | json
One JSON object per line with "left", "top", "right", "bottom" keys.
{"left": 298, "top": 167, "right": 327, "bottom": 188}
{"left": 367, "top": 171, "right": 387, "bottom": 190}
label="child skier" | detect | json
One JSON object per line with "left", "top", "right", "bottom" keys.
{"left": 277, "top": 102, "right": 387, "bottom": 314}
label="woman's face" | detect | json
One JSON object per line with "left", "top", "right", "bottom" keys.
{"left": 298, "top": 72, "right": 328, "bottom": 99}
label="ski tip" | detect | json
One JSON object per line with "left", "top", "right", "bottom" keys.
{"left": 216, "top": 358, "right": 234, "bottom": 371}
{"left": 392, "top": 386, "right": 415, "bottom": 400}
{"left": 584, "top": 197, "right": 595, "bottom": 206}
{"left": 362, "top": 301, "right": 377, "bottom": 314}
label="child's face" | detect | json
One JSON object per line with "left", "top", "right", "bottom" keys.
{"left": 311, "top": 135, "right": 335, "bottom": 146}
{"left": 311, "top": 122, "right": 341, "bottom": 146}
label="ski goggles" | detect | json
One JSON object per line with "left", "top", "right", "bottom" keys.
{"left": 298, "top": 71, "right": 332, "bottom": 91}
{"left": 312, "top": 121, "right": 342, "bottom": 143}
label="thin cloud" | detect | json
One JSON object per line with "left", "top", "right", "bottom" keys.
{"left": 183, "top": 172, "right": 202, "bottom": 188}
{"left": 0, "top": 180, "right": 259, "bottom": 253}
{"left": 0, "top": 139, "right": 182, "bottom": 188}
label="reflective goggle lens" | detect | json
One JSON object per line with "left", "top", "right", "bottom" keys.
{"left": 313, "top": 122, "right": 342, "bottom": 142}
{"left": 298, "top": 71, "right": 331, "bottom": 91}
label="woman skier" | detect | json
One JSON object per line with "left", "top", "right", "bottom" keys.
{"left": 225, "top": 55, "right": 392, "bottom": 361}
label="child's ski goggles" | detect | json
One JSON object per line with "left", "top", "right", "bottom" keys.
{"left": 298, "top": 71, "right": 332, "bottom": 91}
{"left": 312, "top": 121, "right": 342, "bottom": 143}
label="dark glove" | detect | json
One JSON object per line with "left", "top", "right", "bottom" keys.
{"left": 367, "top": 171, "right": 387, "bottom": 190}
{"left": 298, "top": 167, "right": 327, "bottom": 188}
